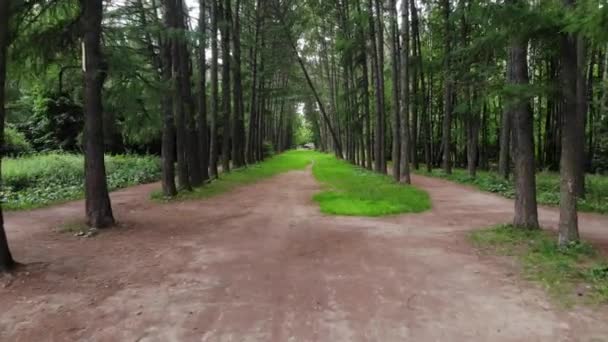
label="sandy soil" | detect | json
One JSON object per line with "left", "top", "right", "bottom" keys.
{"left": 1, "top": 169, "right": 607, "bottom": 341}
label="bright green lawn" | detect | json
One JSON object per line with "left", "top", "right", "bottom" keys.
{"left": 155, "top": 150, "right": 431, "bottom": 217}
{"left": 471, "top": 225, "right": 608, "bottom": 306}
{"left": 417, "top": 168, "right": 608, "bottom": 214}
{"left": 312, "top": 154, "right": 430, "bottom": 216}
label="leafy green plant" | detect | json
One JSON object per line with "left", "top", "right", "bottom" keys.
{"left": 1, "top": 153, "right": 160, "bottom": 210}
{"left": 4, "top": 126, "right": 33, "bottom": 156}
{"left": 417, "top": 168, "right": 608, "bottom": 214}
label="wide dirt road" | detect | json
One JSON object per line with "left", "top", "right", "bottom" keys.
{"left": 1, "top": 169, "right": 607, "bottom": 341}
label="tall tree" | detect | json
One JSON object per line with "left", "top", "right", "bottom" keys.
{"left": 0, "top": 0, "right": 16, "bottom": 272}
{"left": 220, "top": 0, "right": 232, "bottom": 173}
{"left": 558, "top": 0, "right": 583, "bottom": 246}
{"left": 231, "top": 0, "right": 245, "bottom": 168}
{"left": 81, "top": 0, "right": 115, "bottom": 228}
{"left": 198, "top": 0, "right": 210, "bottom": 181}
{"left": 399, "top": 0, "right": 411, "bottom": 184}
{"left": 440, "top": 0, "right": 453, "bottom": 174}
{"left": 389, "top": 0, "right": 400, "bottom": 181}
{"left": 209, "top": 0, "right": 219, "bottom": 177}
{"left": 508, "top": 8, "right": 539, "bottom": 229}
{"left": 160, "top": 0, "right": 177, "bottom": 197}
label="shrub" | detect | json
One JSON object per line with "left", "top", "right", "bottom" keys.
{"left": 4, "top": 126, "right": 33, "bottom": 156}
{"left": 1, "top": 153, "right": 161, "bottom": 210}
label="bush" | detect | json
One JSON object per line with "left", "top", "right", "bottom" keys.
{"left": 1, "top": 153, "right": 161, "bottom": 210}
{"left": 262, "top": 140, "right": 275, "bottom": 158}
{"left": 4, "top": 126, "right": 33, "bottom": 156}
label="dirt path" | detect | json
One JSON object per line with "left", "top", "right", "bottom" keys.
{"left": 1, "top": 170, "right": 607, "bottom": 341}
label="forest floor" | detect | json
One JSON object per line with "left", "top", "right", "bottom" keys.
{"left": 1, "top": 167, "right": 608, "bottom": 341}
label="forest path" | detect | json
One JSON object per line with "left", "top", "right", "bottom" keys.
{"left": 1, "top": 169, "right": 608, "bottom": 341}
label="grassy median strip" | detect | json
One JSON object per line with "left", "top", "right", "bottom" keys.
{"left": 470, "top": 225, "right": 608, "bottom": 306}
{"left": 312, "top": 154, "right": 430, "bottom": 216}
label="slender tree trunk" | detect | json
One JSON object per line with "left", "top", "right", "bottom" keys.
{"left": 0, "top": 0, "right": 15, "bottom": 272}
{"left": 198, "top": 0, "right": 210, "bottom": 181}
{"left": 176, "top": 0, "right": 202, "bottom": 187}
{"left": 231, "top": 0, "right": 245, "bottom": 168}
{"left": 368, "top": 0, "right": 385, "bottom": 172}
{"left": 161, "top": 0, "right": 177, "bottom": 196}
{"left": 220, "top": 0, "right": 232, "bottom": 173}
{"left": 389, "top": 0, "right": 400, "bottom": 181}
{"left": 558, "top": 0, "right": 582, "bottom": 246}
{"left": 399, "top": 0, "right": 411, "bottom": 183}
{"left": 209, "top": 0, "right": 219, "bottom": 177}
{"left": 509, "top": 32, "right": 539, "bottom": 229}
{"left": 82, "top": 0, "right": 115, "bottom": 228}
{"left": 246, "top": 0, "right": 262, "bottom": 164}
{"left": 441, "top": 0, "right": 453, "bottom": 174}
{"left": 574, "top": 34, "right": 586, "bottom": 196}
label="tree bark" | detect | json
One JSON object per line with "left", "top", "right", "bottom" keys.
{"left": 231, "top": 0, "right": 245, "bottom": 168}
{"left": 558, "top": 0, "right": 582, "bottom": 246}
{"left": 399, "top": 0, "right": 411, "bottom": 183}
{"left": 81, "top": 0, "right": 115, "bottom": 228}
{"left": 161, "top": 0, "right": 177, "bottom": 196}
{"left": 198, "top": 0, "right": 210, "bottom": 181}
{"left": 220, "top": 0, "right": 231, "bottom": 173}
{"left": 209, "top": 0, "right": 219, "bottom": 177}
{"left": 0, "top": 0, "right": 16, "bottom": 272}
{"left": 440, "top": 0, "right": 453, "bottom": 174}
{"left": 509, "top": 32, "right": 539, "bottom": 229}
{"left": 574, "top": 34, "right": 586, "bottom": 196}
{"left": 389, "top": 0, "right": 400, "bottom": 181}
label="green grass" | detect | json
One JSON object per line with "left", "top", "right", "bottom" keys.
{"left": 417, "top": 168, "right": 608, "bottom": 214}
{"left": 312, "top": 154, "right": 430, "bottom": 216}
{"left": 470, "top": 225, "right": 608, "bottom": 306}
{"left": 151, "top": 150, "right": 319, "bottom": 201}
{"left": 154, "top": 150, "right": 431, "bottom": 217}
{"left": 2, "top": 153, "right": 161, "bottom": 210}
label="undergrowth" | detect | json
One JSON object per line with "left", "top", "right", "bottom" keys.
{"left": 417, "top": 168, "right": 608, "bottom": 214}
{"left": 470, "top": 225, "right": 608, "bottom": 306}
{"left": 2, "top": 153, "right": 161, "bottom": 210}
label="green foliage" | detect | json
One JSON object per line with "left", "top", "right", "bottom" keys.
{"left": 152, "top": 150, "right": 316, "bottom": 201}
{"left": 4, "top": 126, "right": 33, "bottom": 156}
{"left": 470, "top": 225, "right": 608, "bottom": 306}
{"left": 312, "top": 155, "right": 431, "bottom": 216}
{"left": 418, "top": 168, "right": 608, "bottom": 214}
{"left": 1, "top": 153, "right": 161, "bottom": 210}
{"left": 15, "top": 91, "right": 83, "bottom": 152}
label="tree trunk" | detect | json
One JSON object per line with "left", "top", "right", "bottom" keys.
{"left": 81, "top": 0, "right": 115, "bottom": 228}
{"left": 231, "top": 0, "right": 245, "bottom": 168}
{"left": 440, "top": 0, "right": 453, "bottom": 174}
{"left": 558, "top": 0, "right": 582, "bottom": 246}
{"left": 574, "top": 34, "right": 586, "bottom": 196}
{"left": 161, "top": 0, "right": 177, "bottom": 196}
{"left": 209, "top": 0, "right": 219, "bottom": 177}
{"left": 0, "top": 0, "right": 16, "bottom": 272}
{"left": 399, "top": 0, "right": 411, "bottom": 183}
{"left": 220, "top": 0, "right": 232, "bottom": 173}
{"left": 509, "top": 32, "right": 539, "bottom": 229}
{"left": 246, "top": 0, "right": 262, "bottom": 164}
{"left": 198, "top": 0, "right": 210, "bottom": 181}
{"left": 389, "top": 0, "right": 400, "bottom": 181}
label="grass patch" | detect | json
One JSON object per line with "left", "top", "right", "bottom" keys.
{"left": 417, "top": 168, "right": 608, "bottom": 214}
{"left": 151, "top": 150, "right": 320, "bottom": 201}
{"left": 153, "top": 150, "right": 430, "bottom": 217}
{"left": 470, "top": 225, "right": 608, "bottom": 306}
{"left": 2, "top": 153, "right": 161, "bottom": 210}
{"left": 312, "top": 154, "right": 430, "bottom": 216}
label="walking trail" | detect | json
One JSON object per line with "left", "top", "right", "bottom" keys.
{"left": 1, "top": 168, "right": 607, "bottom": 341}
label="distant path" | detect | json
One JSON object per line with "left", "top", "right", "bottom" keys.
{"left": 1, "top": 170, "right": 607, "bottom": 341}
